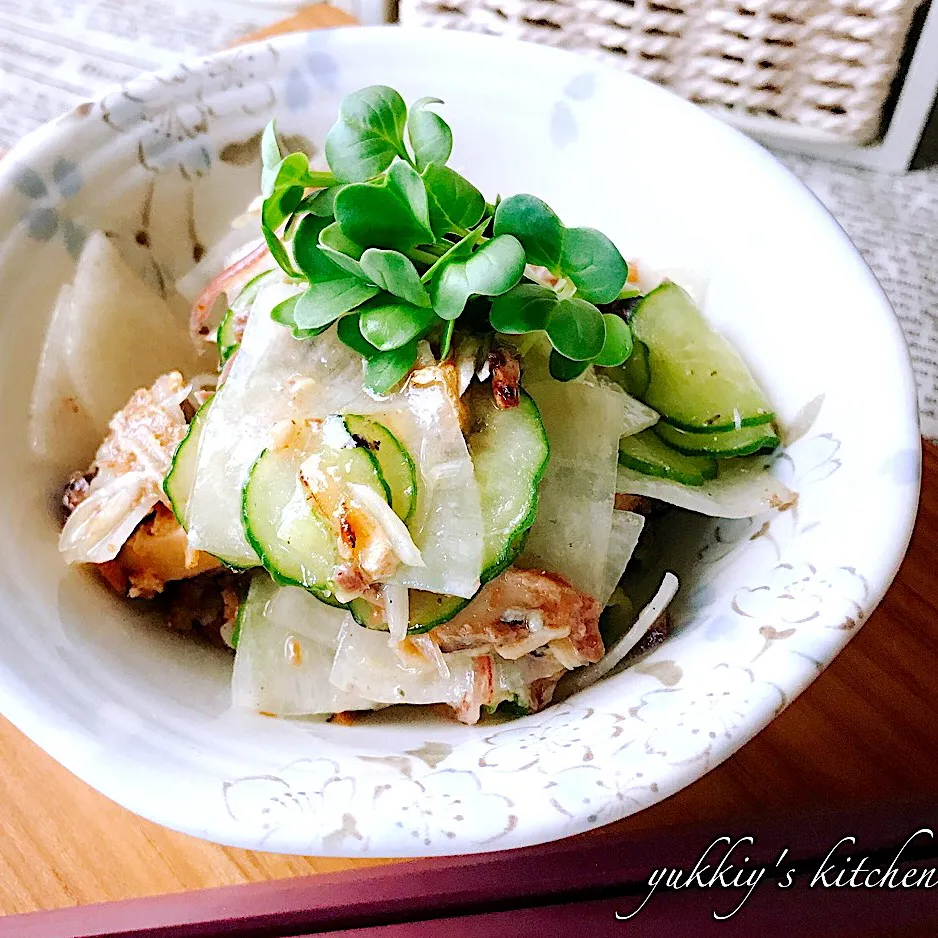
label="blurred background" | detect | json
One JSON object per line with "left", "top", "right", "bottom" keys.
{"left": 1, "top": 0, "right": 936, "bottom": 434}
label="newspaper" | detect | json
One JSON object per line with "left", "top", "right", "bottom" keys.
{"left": 0, "top": 1, "right": 309, "bottom": 150}
{"left": 2, "top": 1, "right": 937, "bottom": 437}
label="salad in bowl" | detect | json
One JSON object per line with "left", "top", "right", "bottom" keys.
{"left": 39, "top": 86, "right": 794, "bottom": 726}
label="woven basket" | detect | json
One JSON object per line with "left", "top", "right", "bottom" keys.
{"left": 399, "top": 0, "right": 926, "bottom": 144}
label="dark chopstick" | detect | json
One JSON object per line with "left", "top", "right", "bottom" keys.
{"left": 4, "top": 795, "right": 936, "bottom": 938}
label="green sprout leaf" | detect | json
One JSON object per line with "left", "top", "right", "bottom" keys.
{"left": 319, "top": 222, "right": 368, "bottom": 279}
{"left": 261, "top": 86, "right": 630, "bottom": 395}
{"left": 490, "top": 284, "right": 614, "bottom": 365}
{"left": 300, "top": 185, "right": 343, "bottom": 217}
{"left": 271, "top": 293, "right": 329, "bottom": 339}
{"left": 262, "top": 224, "right": 301, "bottom": 279}
{"left": 493, "top": 194, "right": 628, "bottom": 302}
{"left": 292, "top": 214, "right": 333, "bottom": 279}
{"left": 335, "top": 160, "right": 434, "bottom": 250}
{"left": 407, "top": 97, "right": 453, "bottom": 172}
{"left": 261, "top": 120, "right": 284, "bottom": 194}
{"left": 420, "top": 220, "right": 488, "bottom": 283}
{"left": 549, "top": 349, "right": 590, "bottom": 381}
{"left": 493, "top": 194, "right": 563, "bottom": 269}
{"left": 429, "top": 234, "right": 525, "bottom": 320}
{"left": 294, "top": 217, "right": 378, "bottom": 327}
{"left": 489, "top": 283, "right": 556, "bottom": 334}
{"left": 262, "top": 148, "right": 335, "bottom": 200}
{"left": 365, "top": 341, "right": 419, "bottom": 394}
{"left": 560, "top": 228, "right": 629, "bottom": 304}
{"left": 593, "top": 313, "right": 633, "bottom": 367}
{"left": 270, "top": 293, "right": 299, "bottom": 329}
{"left": 262, "top": 120, "right": 282, "bottom": 168}
{"left": 545, "top": 297, "right": 606, "bottom": 361}
{"left": 270, "top": 152, "right": 312, "bottom": 193}
{"left": 360, "top": 249, "right": 430, "bottom": 307}
{"left": 294, "top": 276, "right": 380, "bottom": 331}
{"left": 439, "top": 319, "right": 455, "bottom": 359}
{"left": 422, "top": 163, "right": 485, "bottom": 239}
{"left": 325, "top": 85, "right": 409, "bottom": 183}
{"left": 261, "top": 184, "right": 305, "bottom": 233}
{"left": 359, "top": 293, "right": 436, "bottom": 350}
{"left": 337, "top": 313, "right": 380, "bottom": 358}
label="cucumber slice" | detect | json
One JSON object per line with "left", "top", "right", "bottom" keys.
{"left": 241, "top": 420, "right": 389, "bottom": 605}
{"left": 312, "top": 415, "right": 392, "bottom": 504}
{"left": 630, "top": 282, "right": 774, "bottom": 431}
{"left": 163, "top": 398, "right": 211, "bottom": 531}
{"left": 654, "top": 421, "right": 780, "bottom": 457}
{"left": 618, "top": 339, "right": 650, "bottom": 398}
{"left": 348, "top": 381, "right": 550, "bottom": 635}
{"left": 217, "top": 270, "right": 272, "bottom": 365}
{"left": 348, "top": 591, "right": 469, "bottom": 634}
{"left": 216, "top": 308, "right": 238, "bottom": 365}
{"left": 343, "top": 414, "right": 417, "bottom": 523}
{"left": 598, "top": 340, "right": 650, "bottom": 399}
{"left": 619, "top": 429, "right": 717, "bottom": 486}
{"left": 242, "top": 445, "right": 345, "bottom": 605}
{"left": 466, "top": 383, "right": 550, "bottom": 582}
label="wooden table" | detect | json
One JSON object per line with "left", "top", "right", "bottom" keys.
{"left": 2, "top": 5, "right": 937, "bottom": 920}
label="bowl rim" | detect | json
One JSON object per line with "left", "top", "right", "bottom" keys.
{"left": 0, "top": 24, "right": 921, "bottom": 856}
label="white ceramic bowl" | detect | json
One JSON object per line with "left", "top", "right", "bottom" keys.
{"left": 0, "top": 27, "right": 920, "bottom": 856}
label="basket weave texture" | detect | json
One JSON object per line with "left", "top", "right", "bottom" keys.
{"left": 399, "top": 0, "right": 925, "bottom": 143}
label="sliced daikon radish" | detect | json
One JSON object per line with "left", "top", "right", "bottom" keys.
{"left": 232, "top": 574, "right": 378, "bottom": 717}
{"left": 28, "top": 285, "right": 98, "bottom": 467}
{"left": 598, "top": 510, "right": 645, "bottom": 606}
{"left": 378, "top": 372, "right": 484, "bottom": 599}
{"left": 63, "top": 231, "right": 198, "bottom": 430}
{"left": 616, "top": 456, "right": 796, "bottom": 519}
{"left": 329, "top": 619, "right": 478, "bottom": 707}
{"left": 518, "top": 379, "right": 623, "bottom": 599}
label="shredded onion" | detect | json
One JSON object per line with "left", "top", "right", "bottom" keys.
{"left": 381, "top": 582, "right": 410, "bottom": 645}
{"left": 391, "top": 633, "right": 451, "bottom": 677}
{"left": 59, "top": 471, "right": 159, "bottom": 564}
{"left": 347, "top": 483, "right": 425, "bottom": 568}
{"left": 411, "top": 634, "right": 450, "bottom": 678}
{"left": 454, "top": 336, "right": 481, "bottom": 396}
{"left": 185, "top": 372, "right": 218, "bottom": 410}
{"left": 188, "top": 241, "right": 270, "bottom": 345}
{"left": 415, "top": 340, "right": 436, "bottom": 368}
{"left": 563, "top": 572, "right": 679, "bottom": 694}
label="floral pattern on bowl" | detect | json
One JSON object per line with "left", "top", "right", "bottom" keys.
{"left": 0, "top": 27, "right": 920, "bottom": 856}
